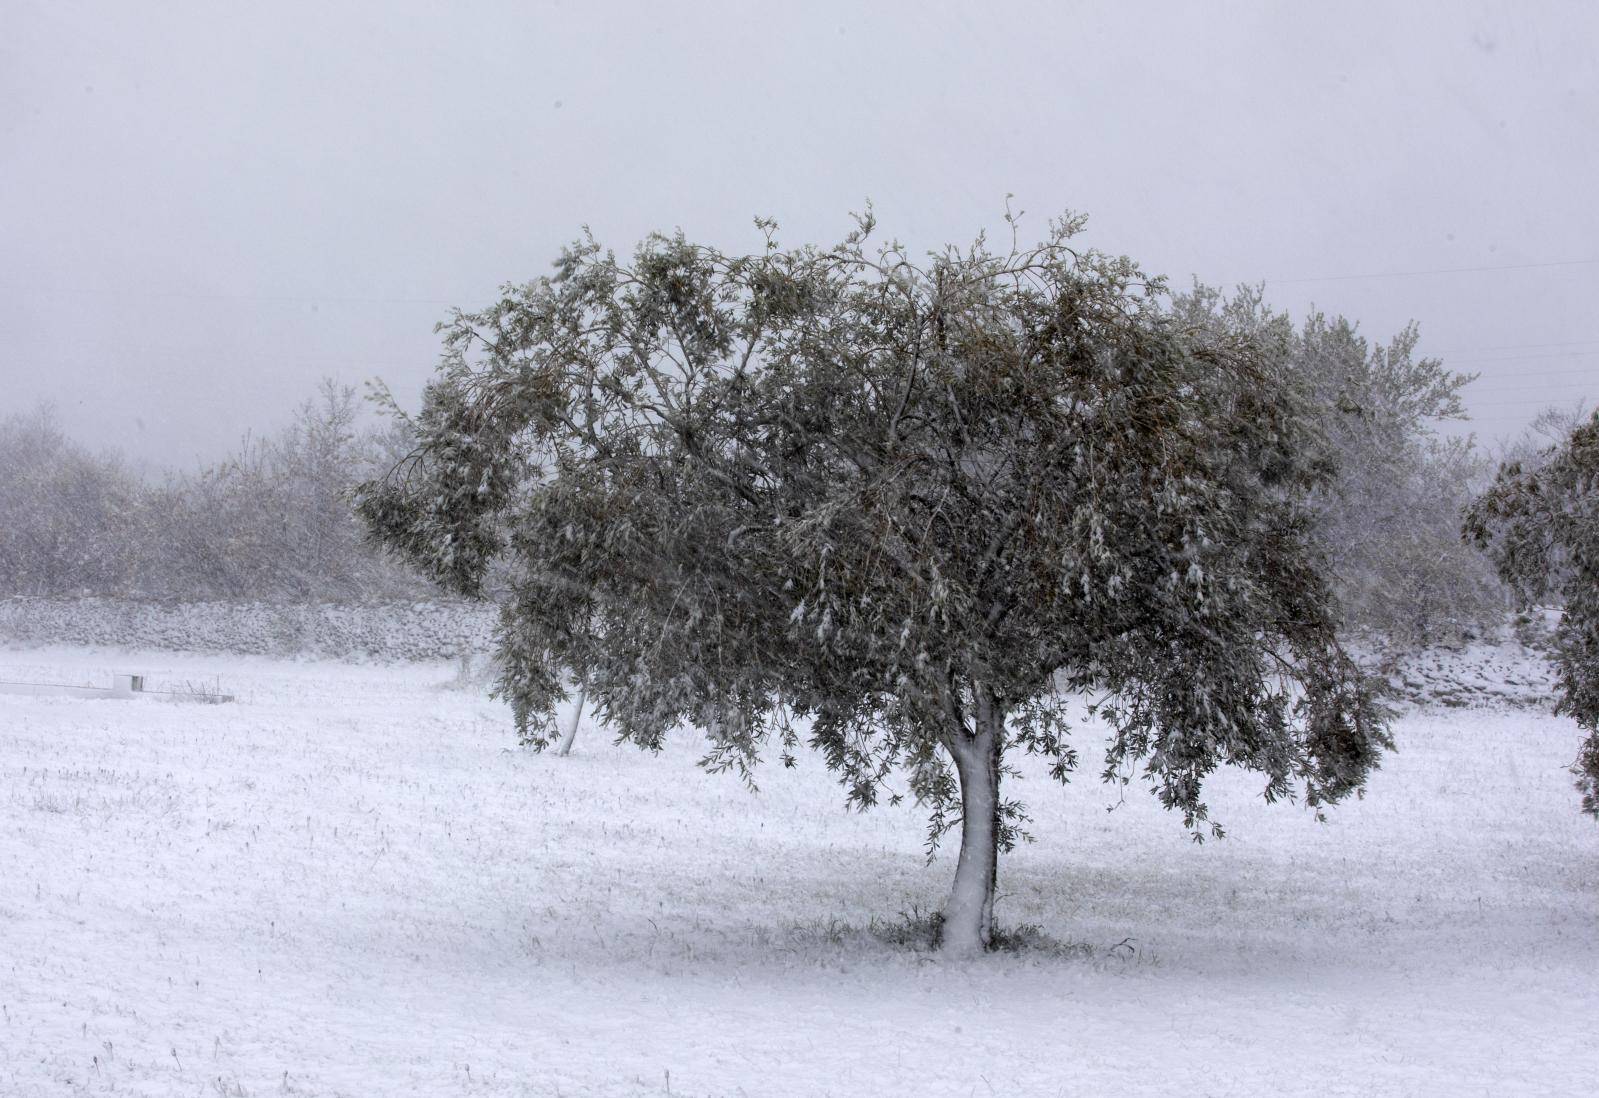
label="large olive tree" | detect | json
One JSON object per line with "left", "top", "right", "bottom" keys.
{"left": 359, "top": 213, "right": 1390, "bottom": 953}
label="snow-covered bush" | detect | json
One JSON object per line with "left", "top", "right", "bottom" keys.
{"left": 1467, "top": 408, "right": 1599, "bottom": 818}
{"left": 0, "top": 596, "right": 494, "bottom": 660}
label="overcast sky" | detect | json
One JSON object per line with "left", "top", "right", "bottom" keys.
{"left": 4, "top": 0, "right": 1596, "bottom": 470}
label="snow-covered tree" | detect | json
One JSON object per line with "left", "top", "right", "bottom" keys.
{"left": 359, "top": 213, "right": 1392, "bottom": 952}
{"left": 1466, "top": 410, "right": 1599, "bottom": 818}
{"left": 1173, "top": 286, "right": 1504, "bottom": 647}
{"left": 1, "top": 384, "right": 427, "bottom": 602}
{"left": 0, "top": 405, "right": 143, "bottom": 596}
{"left": 1494, "top": 402, "right": 1590, "bottom": 475}
{"left": 146, "top": 380, "right": 424, "bottom": 601}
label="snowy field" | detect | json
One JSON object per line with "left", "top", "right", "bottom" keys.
{"left": 2, "top": 647, "right": 1596, "bottom": 1097}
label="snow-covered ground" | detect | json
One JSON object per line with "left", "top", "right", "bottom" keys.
{"left": 2, "top": 646, "right": 1596, "bottom": 1097}
{"left": 1376, "top": 637, "right": 1561, "bottom": 710}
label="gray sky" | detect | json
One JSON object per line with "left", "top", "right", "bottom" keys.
{"left": 4, "top": 0, "right": 1596, "bottom": 471}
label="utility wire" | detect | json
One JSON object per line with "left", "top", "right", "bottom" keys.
{"left": 1258, "top": 256, "right": 1599, "bottom": 285}
{"left": 6, "top": 254, "right": 1599, "bottom": 308}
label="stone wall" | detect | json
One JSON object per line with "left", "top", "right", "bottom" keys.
{"left": 0, "top": 597, "right": 497, "bottom": 661}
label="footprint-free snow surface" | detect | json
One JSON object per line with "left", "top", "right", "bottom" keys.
{"left": 2, "top": 647, "right": 1595, "bottom": 1096}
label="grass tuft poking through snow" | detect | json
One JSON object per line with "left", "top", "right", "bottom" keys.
{"left": 1, "top": 645, "right": 1596, "bottom": 1096}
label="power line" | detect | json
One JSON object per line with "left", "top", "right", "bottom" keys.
{"left": 1431, "top": 337, "right": 1599, "bottom": 355}
{"left": 1443, "top": 351, "right": 1599, "bottom": 367}
{"left": 1258, "top": 257, "right": 1599, "bottom": 285}
{"left": 1461, "top": 369, "right": 1597, "bottom": 384}
{"left": 9, "top": 253, "right": 1599, "bottom": 309}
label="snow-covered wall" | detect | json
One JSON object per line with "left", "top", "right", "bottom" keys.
{"left": 0, "top": 597, "right": 497, "bottom": 661}
{"left": 0, "top": 599, "right": 1563, "bottom": 710}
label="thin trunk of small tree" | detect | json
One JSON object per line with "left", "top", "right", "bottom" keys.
{"left": 940, "top": 688, "right": 1004, "bottom": 955}
{"left": 556, "top": 681, "right": 585, "bottom": 757}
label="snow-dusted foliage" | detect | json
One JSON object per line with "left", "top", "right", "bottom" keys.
{"left": 141, "top": 381, "right": 423, "bottom": 601}
{"left": 1466, "top": 409, "right": 1599, "bottom": 818}
{"left": 0, "top": 384, "right": 426, "bottom": 602}
{"left": 359, "top": 213, "right": 1392, "bottom": 952}
{"left": 0, "top": 405, "right": 145, "bottom": 596}
{"left": 1173, "top": 287, "right": 1505, "bottom": 647}
{"left": 1495, "top": 402, "right": 1591, "bottom": 474}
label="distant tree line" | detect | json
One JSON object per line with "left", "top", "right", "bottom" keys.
{"left": 0, "top": 381, "right": 428, "bottom": 602}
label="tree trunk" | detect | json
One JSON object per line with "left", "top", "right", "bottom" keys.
{"left": 555, "top": 682, "right": 585, "bottom": 757}
{"left": 940, "top": 689, "right": 1004, "bottom": 955}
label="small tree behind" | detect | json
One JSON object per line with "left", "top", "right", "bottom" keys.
{"left": 1466, "top": 409, "right": 1599, "bottom": 817}
{"left": 360, "top": 214, "right": 1392, "bottom": 952}
{"left": 1494, "top": 402, "right": 1591, "bottom": 476}
{"left": 1173, "top": 287, "right": 1505, "bottom": 647}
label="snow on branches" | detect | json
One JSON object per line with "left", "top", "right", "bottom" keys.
{"left": 358, "top": 212, "right": 1393, "bottom": 951}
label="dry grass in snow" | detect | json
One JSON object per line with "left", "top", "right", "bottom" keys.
{"left": 1, "top": 646, "right": 1596, "bottom": 1096}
